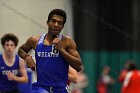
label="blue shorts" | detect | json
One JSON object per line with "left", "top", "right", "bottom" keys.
{"left": 32, "top": 82, "right": 69, "bottom": 93}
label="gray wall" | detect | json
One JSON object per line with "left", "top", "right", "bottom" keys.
{"left": 0, "top": 0, "right": 73, "bottom": 51}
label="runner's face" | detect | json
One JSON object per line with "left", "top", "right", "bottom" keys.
{"left": 3, "top": 40, "right": 16, "bottom": 54}
{"left": 47, "top": 15, "right": 64, "bottom": 37}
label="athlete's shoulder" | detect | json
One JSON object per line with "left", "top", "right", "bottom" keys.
{"left": 62, "top": 36, "right": 77, "bottom": 49}
{"left": 61, "top": 35, "right": 74, "bottom": 43}
{"left": 65, "top": 36, "right": 76, "bottom": 44}
{"left": 19, "top": 57, "right": 25, "bottom": 64}
{"left": 18, "top": 56, "right": 24, "bottom": 62}
{"left": 62, "top": 35, "right": 74, "bottom": 41}
{"left": 28, "top": 35, "right": 41, "bottom": 42}
{"left": 23, "top": 35, "right": 41, "bottom": 49}
{"left": 26, "top": 35, "right": 41, "bottom": 45}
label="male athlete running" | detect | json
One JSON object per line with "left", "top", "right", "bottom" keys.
{"left": 18, "top": 9, "right": 83, "bottom": 93}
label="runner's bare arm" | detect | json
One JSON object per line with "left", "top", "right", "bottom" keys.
{"left": 68, "top": 66, "right": 78, "bottom": 83}
{"left": 6, "top": 59, "right": 28, "bottom": 83}
{"left": 18, "top": 36, "right": 36, "bottom": 59}
{"left": 18, "top": 36, "right": 38, "bottom": 69}
{"left": 13, "top": 59, "right": 28, "bottom": 83}
{"left": 55, "top": 36, "right": 83, "bottom": 72}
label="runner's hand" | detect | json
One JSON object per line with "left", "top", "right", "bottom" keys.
{"left": 6, "top": 72, "right": 15, "bottom": 81}
{"left": 25, "top": 55, "right": 36, "bottom": 71}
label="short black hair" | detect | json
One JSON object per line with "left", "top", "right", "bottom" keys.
{"left": 127, "top": 62, "right": 137, "bottom": 71}
{"left": 1, "top": 33, "right": 19, "bottom": 47}
{"left": 47, "top": 9, "right": 67, "bottom": 25}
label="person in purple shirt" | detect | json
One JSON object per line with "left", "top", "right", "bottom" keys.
{"left": 0, "top": 33, "right": 28, "bottom": 93}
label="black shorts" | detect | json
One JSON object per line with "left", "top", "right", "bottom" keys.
{"left": 0, "top": 89, "right": 20, "bottom": 93}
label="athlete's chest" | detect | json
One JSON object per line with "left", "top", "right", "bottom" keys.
{"left": 36, "top": 44, "right": 60, "bottom": 58}
{"left": 0, "top": 64, "right": 19, "bottom": 76}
